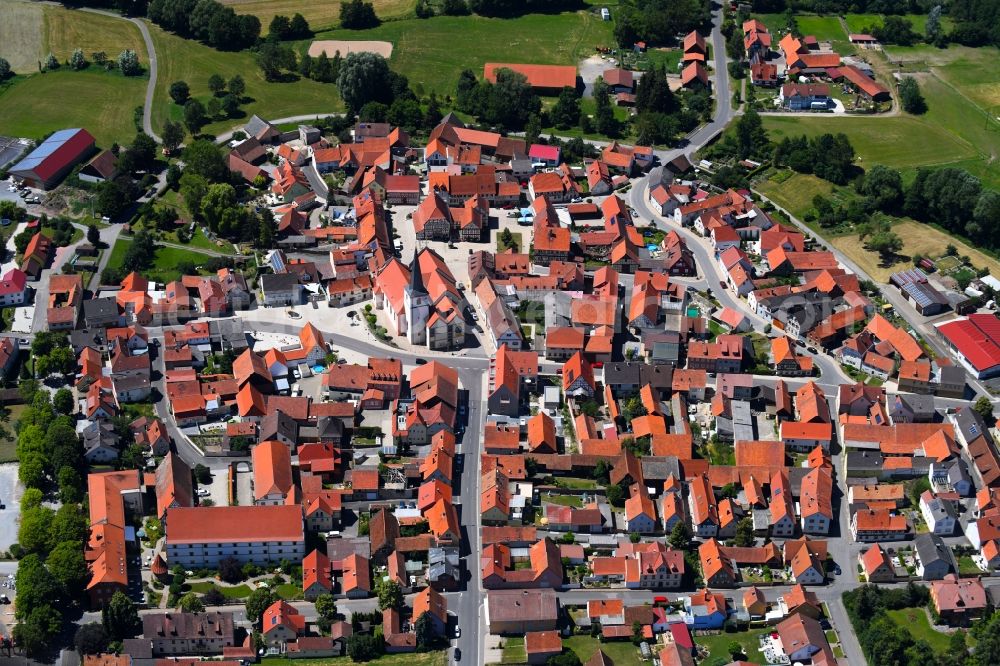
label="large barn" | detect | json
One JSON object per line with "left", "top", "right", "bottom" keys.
{"left": 9, "top": 128, "right": 96, "bottom": 189}
{"left": 483, "top": 63, "right": 578, "bottom": 95}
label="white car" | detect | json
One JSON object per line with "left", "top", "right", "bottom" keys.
{"left": 197, "top": 488, "right": 211, "bottom": 497}
{"left": 454, "top": 627, "right": 461, "bottom": 638}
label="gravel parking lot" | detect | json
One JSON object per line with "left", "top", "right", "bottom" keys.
{"left": 0, "top": 464, "right": 23, "bottom": 553}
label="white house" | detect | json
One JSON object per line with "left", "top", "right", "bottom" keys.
{"left": 920, "top": 491, "right": 958, "bottom": 536}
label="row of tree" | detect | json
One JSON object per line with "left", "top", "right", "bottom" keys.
{"left": 772, "top": 132, "right": 857, "bottom": 185}
{"left": 147, "top": 0, "right": 261, "bottom": 50}
{"left": 456, "top": 67, "right": 541, "bottom": 131}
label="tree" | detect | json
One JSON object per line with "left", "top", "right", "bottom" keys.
{"left": 245, "top": 587, "right": 276, "bottom": 627}
{"left": 337, "top": 51, "right": 393, "bottom": 113}
{"left": 169, "top": 80, "right": 190, "bottom": 105}
{"left": 441, "top": 0, "right": 469, "bottom": 14}
{"left": 94, "top": 178, "right": 134, "bottom": 220}
{"left": 867, "top": 229, "right": 904, "bottom": 259}
{"left": 974, "top": 396, "right": 995, "bottom": 421}
{"left": 605, "top": 482, "right": 624, "bottom": 506}
{"left": 15, "top": 604, "right": 62, "bottom": 656}
{"left": 414, "top": 611, "right": 436, "bottom": 650}
{"left": 48, "top": 541, "right": 88, "bottom": 598}
{"left": 387, "top": 98, "right": 422, "bottom": 132}
{"left": 733, "top": 516, "right": 755, "bottom": 547}
{"left": 735, "top": 109, "right": 769, "bottom": 159}
{"left": 74, "top": 622, "right": 109, "bottom": 655}
{"left": 289, "top": 13, "right": 310, "bottom": 37}
{"left": 315, "top": 593, "right": 337, "bottom": 621}
{"left": 668, "top": 521, "right": 692, "bottom": 550}
{"left": 163, "top": 120, "right": 185, "bottom": 153}
{"left": 228, "top": 74, "right": 245, "bottom": 98}
{"left": 206, "top": 97, "right": 222, "bottom": 119}
{"left": 347, "top": 633, "right": 384, "bottom": 661}
{"left": 183, "top": 139, "right": 229, "bottom": 181}
{"left": 255, "top": 40, "right": 297, "bottom": 81}
{"left": 219, "top": 556, "right": 243, "bottom": 583}
{"left": 193, "top": 463, "right": 212, "bottom": 484}
{"left": 103, "top": 590, "right": 141, "bottom": 641}
{"left": 221, "top": 93, "right": 240, "bottom": 117}
{"left": 551, "top": 86, "right": 581, "bottom": 129}
{"left": 199, "top": 183, "right": 237, "bottom": 230}
{"left": 117, "top": 49, "right": 141, "bottom": 76}
{"left": 178, "top": 592, "right": 205, "bottom": 612}
{"left": 872, "top": 15, "right": 917, "bottom": 45}
{"left": 899, "top": 77, "right": 927, "bottom": 114}
{"left": 18, "top": 506, "right": 55, "bottom": 555}
{"left": 377, "top": 578, "right": 403, "bottom": 610}
{"left": 70, "top": 48, "right": 87, "bottom": 70}
{"left": 183, "top": 98, "right": 207, "bottom": 134}
{"left": 86, "top": 223, "right": 101, "bottom": 245}
{"left": 53, "top": 387, "right": 75, "bottom": 415}
{"left": 728, "top": 640, "right": 745, "bottom": 659}
{"left": 44, "top": 53, "right": 59, "bottom": 70}
{"left": 857, "top": 165, "right": 904, "bottom": 213}
{"left": 269, "top": 14, "right": 292, "bottom": 39}
{"left": 208, "top": 73, "right": 226, "bottom": 95}
{"left": 0, "top": 57, "right": 11, "bottom": 79}
{"left": 926, "top": 5, "right": 943, "bottom": 43}
{"left": 593, "top": 78, "right": 617, "bottom": 137}
{"left": 340, "top": 0, "right": 379, "bottom": 29}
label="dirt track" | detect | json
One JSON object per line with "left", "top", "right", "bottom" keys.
{"left": 308, "top": 40, "right": 393, "bottom": 59}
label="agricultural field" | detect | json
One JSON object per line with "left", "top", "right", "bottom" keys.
{"left": 220, "top": 0, "right": 416, "bottom": 31}
{"left": 43, "top": 4, "right": 147, "bottom": 61}
{"left": 0, "top": 2, "right": 147, "bottom": 145}
{"left": 845, "top": 13, "right": 953, "bottom": 36}
{"left": 0, "top": 69, "right": 146, "bottom": 146}
{"left": 309, "top": 10, "right": 614, "bottom": 95}
{"left": 760, "top": 114, "right": 977, "bottom": 171}
{"left": 149, "top": 25, "right": 342, "bottom": 138}
{"left": 0, "top": 0, "right": 45, "bottom": 72}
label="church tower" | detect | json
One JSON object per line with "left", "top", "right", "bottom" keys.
{"left": 404, "top": 249, "right": 431, "bottom": 345}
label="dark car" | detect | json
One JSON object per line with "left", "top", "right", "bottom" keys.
{"left": 454, "top": 648, "right": 461, "bottom": 661}
{"left": 719, "top": 280, "right": 726, "bottom": 289}
{"left": 416, "top": 358, "right": 427, "bottom": 365}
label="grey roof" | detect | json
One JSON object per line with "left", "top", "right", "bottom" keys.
{"left": 640, "top": 457, "right": 681, "bottom": 481}
{"left": 731, "top": 400, "right": 756, "bottom": 442}
{"left": 260, "top": 272, "right": 301, "bottom": 292}
{"left": 245, "top": 114, "right": 277, "bottom": 138}
{"left": 922, "top": 494, "right": 958, "bottom": 522}
{"left": 428, "top": 546, "right": 460, "bottom": 582}
{"left": 937, "top": 365, "right": 966, "bottom": 386}
{"left": 955, "top": 408, "right": 994, "bottom": 446}
{"left": 83, "top": 420, "right": 119, "bottom": 452}
{"left": 260, "top": 409, "right": 298, "bottom": 442}
{"left": 318, "top": 416, "right": 345, "bottom": 441}
{"left": 890, "top": 393, "right": 937, "bottom": 416}
{"left": 914, "top": 533, "right": 956, "bottom": 570}
{"left": 70, "top": 329, "right": 107, "bottom": 353}
{"left": 113, "top": 375, "right": 151, "bottom": 392}
{"left": 83, "top": 297, "right": 119, "bottom": 320}
{"left": 947, "top": 459, "right": 971, "bottom": 485}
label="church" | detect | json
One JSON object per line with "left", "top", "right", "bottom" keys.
{"left": 373, "top": 247, "right": 468, "bottom": 350}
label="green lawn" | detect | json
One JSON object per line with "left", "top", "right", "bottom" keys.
{"left": 553, "top": 476, "right": 599, "bottom": 490}
{"left": 309, "top": 11, "right": 613, "bottom": 96}
{"left": 501, "top": 636, "right": 527, "bottom": 664}
{"left": 696, "top": 629, "right": 772, "bottom": 663}
{"left": 0, "top": 404, "right": 28, "bottom": 463}
{"left": 755, "top": 171, "right": 842, "bottom": 221}
{"left": 149, "top": 23, "right": 342, "bottom": 139}
{"left": 0, "top": 69, "right": 146, "bottom": 146}
{"left": 796, "top": 15, "right": 848, "bottom": 42}
{"left": 544, "top": 494, "right": 584, "bottom": 509}
{"left": 107, "top": 237, "right": 219, "bottom": 283}
{"left": 564, "top": 635, "right": 644, "bottom": 665}
{"left": 188, "top": 581, "right": 253, "bottom": 599}
{"left": 274, "top": 583, "right": 303, "bottom": 600}
{"left": 160, "top": 226, "right": 237, "bottom": 254}
{"left": 261, "top": 652, "right": 447, "bottom": 666}
{"left": 845, "top": 13, "right": 954, "bottom": 36}
{"left": 885, "top": 607, "right": 953, "bottom": 654}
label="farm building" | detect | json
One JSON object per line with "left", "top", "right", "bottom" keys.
{"left": 483, "top": 64, "right": 578, "bottom": 94}
{"left": 9, "top": 128, "right": 96, "bottom": 189}
{"left": 937, "top": 314, "right": 1000, "bottom": 379}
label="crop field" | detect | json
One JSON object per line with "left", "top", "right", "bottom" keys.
{"left": 311, "top": 10, "right": 614, "bottom": 95}
{"left": 761, "top": 114, "right": 977, "bottom": 170}
{"left": 220, "top": 0, "right": 416, "bottom": 31}
{"left": 43, "top": 5, "right": 147, "bottom": 61}
{"left": 0, "top": 0, "right": 45, "bottom": 72}
{"left": 149, "top": 24, "right": 342, "bottom": 137}
{"left": 0, "top": 69, "right": 145, "bottom": 146}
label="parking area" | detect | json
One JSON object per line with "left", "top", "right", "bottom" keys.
{"left": 203, "top": 466, "right": 231, "bottom": 507}
{"left": 0, "top": 464, "right": 22, "bottom": 553}
{"left": 234, "top": 464, "right": 253, "bottom": 506}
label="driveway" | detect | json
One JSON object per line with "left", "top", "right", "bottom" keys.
{"left": 579, "top": 54, "right": 610, "bottom": 97}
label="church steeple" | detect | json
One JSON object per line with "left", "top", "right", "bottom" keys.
{"left": 408, "top": 248, "right": 427, "bottom": 296}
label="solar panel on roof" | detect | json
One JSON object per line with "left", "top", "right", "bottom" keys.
{"left": 11, "top": 129, "right": 85, "bottom": 171}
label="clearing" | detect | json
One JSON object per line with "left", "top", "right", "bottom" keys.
{"left": 0, "top": 0, "right": 44, "bottom": 72}
{"left": 308, "top": 40, "right": 393, "bottom": 59}
{"left": 828, "top": 220, "right": 1000, "bottom": 283}
{"left": 149, "top": 24, "right": 342, "bottom": 138}
{"left": 0, "top": 69, "right": 146, "bottom": 146}
{"left": 884, "top": 607, "right": 954, "bottom": 654}
{"left": 564, "top": 635, "right": 645, "bottom": 664}
{"left": 107, "top": 237, "right": 220, "bottom": 284}
{"left": 310, "top": 11, "right": 613, "bottom": 95}
{"left": 220, "top": 0, "right": 415, "bottom": 31}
